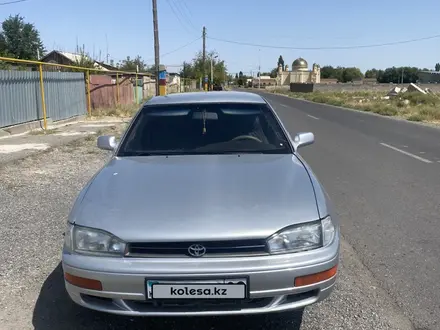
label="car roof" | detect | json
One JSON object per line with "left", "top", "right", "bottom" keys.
{"left": 145, "top": 91, "right": 266, "bottom": 106}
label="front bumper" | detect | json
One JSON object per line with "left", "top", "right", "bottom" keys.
{"left": 62, "top": 235, "right": 339, "bottom": 316}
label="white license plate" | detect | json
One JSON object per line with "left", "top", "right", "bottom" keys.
{"left": 151, "top": 283, "right": 246, "bottom": 299}
{"left": 146, "top": 279, "right": 247, "bottom": 300}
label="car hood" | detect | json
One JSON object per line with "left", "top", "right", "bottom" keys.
{"left": 73, "top": 154, "right": 319, "bottom": 242}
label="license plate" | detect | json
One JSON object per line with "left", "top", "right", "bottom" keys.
{"left": 146, "top": 278, "right": 247, "bottom": 300}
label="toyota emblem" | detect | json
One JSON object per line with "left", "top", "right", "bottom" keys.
{"left": 188, "top": 244, "right": 206, "bottom": 257}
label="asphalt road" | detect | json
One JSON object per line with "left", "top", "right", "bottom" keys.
{"left": 255, "top": 91, "right": 440, "bottom": 330}
{"left": 0, "top": 96, "right": 438, "bottom": 329}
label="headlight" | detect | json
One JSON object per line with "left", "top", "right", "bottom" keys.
{"left": 267, "top": 221, "right": 322, "bottom": 254}
{"left": 64, "top": 223, "right": 126, "bottom": 257}
{"left": 267, "top": 217, "right": 336, "bottom": 254}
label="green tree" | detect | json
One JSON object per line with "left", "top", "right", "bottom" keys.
{"left": 320, "top": 65, "right": 363, "bottom": 82}
{"left": 270, "top": 68, "right": 278, "bottom": 78}
{"left": 118, "top": 55, "right": 147, "bottom": 72}
{"left": 435, "top": 63, "right": 440, "bottom": 72}
{"left": 73, "top": 45, "right": 95, "bottom": 69}
{"left": 181, "top": 61, "right": 194, "bottom": 78}
{"left": 342, "top": 67, "right": 363, "bottom": 82}
{"left": 376, "top": 66, "right": 420, "bottom": 84}
{"left": 237, "top": 71, "right": 244, "bottom": 86}
{"left": 179, "top": 50, "right": 228, "bottom": 85}
{"left": 277, "top": 55, "right": 284, "bottom": 69}
{"left": 0, "top": 14, "right": 45, "bottom": 60}
{"left": 0, "top": 33, "right": 7, "bottom": 55}
{"left": 0, "top": 34, "right": 9, "bottom": 68}
{"left": 365, "top": 68, "right": 378, "bottom": 79}
{"left": 320, "top": 66, "right": 335, "bottom": 79}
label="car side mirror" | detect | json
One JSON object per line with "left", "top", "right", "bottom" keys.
{"left": 97, "top": 135, "right": 117, "bottom": 151}
{"left": 293, "top": 132, "right": 314, "bottom": 150}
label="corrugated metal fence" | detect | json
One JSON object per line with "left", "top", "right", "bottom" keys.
{"left": 0, "top": 70, "right": 87, "bottom": 128}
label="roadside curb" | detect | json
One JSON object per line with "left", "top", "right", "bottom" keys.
{"left": 0, "top": 116, "right": 131, "bottom": 141}
{"left": 48, "top": 115, "right": 87, "bottom": 129}
{"left": 2, "top": 118, "right": 54, "bottom": 135}
{"left": 0, "top": 115, "right": 86, "bottom": 137}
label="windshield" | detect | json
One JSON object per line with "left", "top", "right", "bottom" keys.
{"left": 117, "top": 102, "right": 292, "bottom": 156}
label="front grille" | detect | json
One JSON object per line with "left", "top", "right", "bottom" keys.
{"left": 124, "top": 297, "right": 273, "bottom": 311}
{"left": 126, "top": 239, "right": 268, "bottom": 258}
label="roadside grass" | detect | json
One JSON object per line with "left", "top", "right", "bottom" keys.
{"left": 67, "top": 124, "right": 126, "bottom": 153}
{"left": 270, "top": 89, "right": 440, "bottom": 124}
{"left": 89, "top": 103, "right": 140, "bottom": 119}
{"left": 87, "top": 97, "right": 153, "bottom": 119}
{"left": 28, "top": 128, "right": 59, "bottom": 135}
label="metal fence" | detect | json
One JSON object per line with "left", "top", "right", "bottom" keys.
{"left": 0, "top": 70, "right": 86, "bottom": 128}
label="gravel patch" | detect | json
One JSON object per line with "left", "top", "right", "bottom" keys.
{"left": 0, "top": 132, "right": 415, "bottom": 330}
{"left": 0, "top": 119, "right": 126, "bottom": 166}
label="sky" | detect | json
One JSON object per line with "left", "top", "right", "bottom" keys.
{"left": 1, "top": 0, "right": 440, "bottom": 75}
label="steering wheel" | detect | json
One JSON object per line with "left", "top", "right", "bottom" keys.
{"left": 231, "top": 135, "right": 263, "bottom": 143}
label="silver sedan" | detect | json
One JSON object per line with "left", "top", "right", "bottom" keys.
{"left": 62, "top": 91, "right": 340, "bottom": 317}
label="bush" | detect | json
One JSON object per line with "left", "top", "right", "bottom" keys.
{"left": 372, "top": 104, "right": 398, "bottom": 116}
{"left": 418, "top": 107, "right": 440, "bottom": 120}
{"left": 407, "top": 114, "right": 423, "bottom": 121}
{"left": 285, "top": 90, "right": 439, "bottom": 124}
{"left": 401, "top": 92, "right": 439, "bottom": 106}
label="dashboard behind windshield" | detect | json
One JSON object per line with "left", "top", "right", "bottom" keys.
{"left": 117, "top": 102, "right": 292, "bottom": 156}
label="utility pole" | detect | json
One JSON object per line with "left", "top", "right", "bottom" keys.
{"left": 211, "top": 58, "right": 213, "bottom": 90}
{"left": 401, "top": 67, "right": 404, "bottom": 85}
{"left": 210, "top": 55, "right": 218, "bottom": 90}
{"left": 152, "top": 0, "right": 160, "bottom": 96}
{"left": 181, "top": 61, "right": 184, "bottom": 93}
{"left": 202, "top": 26, "right": 207, "bottom": 91}
{"left": 258, "top": 49, "right": 261, "bottom": 89}
{"left": 106, "top": 34, "right": 109, "bottom": 64}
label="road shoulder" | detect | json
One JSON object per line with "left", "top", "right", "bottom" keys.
{"left": 258, "top": 89, "right": 440, "bottom": 130}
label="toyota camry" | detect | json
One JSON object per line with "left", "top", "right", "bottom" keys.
{"left": 62, "top": 91, "right": 340, "bottom": 316}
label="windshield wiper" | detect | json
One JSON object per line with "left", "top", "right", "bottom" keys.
{"left": 216, "top": 150, "right": 263, "bottom": 154}
{"left": 190, "top": 148, "right": 288, "bottom": 155}
{"left": 119, "top": 150, "right": 179, "bottom": 156}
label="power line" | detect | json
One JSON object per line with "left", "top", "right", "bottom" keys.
{"left": 207, "top": 34, "right": 440, "bottom": 50}
{"left": 145, "top": 37, "right": 201, "bottom": 62}
{"left": 165, "top": 0, "right": 194, "bottom": 35}
{"left": 181, "top": 1, "right": 194, "bottom": 21}
{"left": 86, "top": 37, "right": 200, "bottom": 66}
{"left": 161, "top": 37, "right": 201, "bottom": 57}
{"left": 0, "top": 0, "right": 28, "bottom": 5}
{"left": 172, "top": 0, "right": 198, "bottom": 32}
